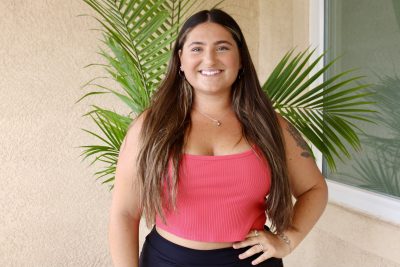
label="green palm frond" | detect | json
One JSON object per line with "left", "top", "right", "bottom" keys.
{"left": 263, "top": 49, "right": 376, "bottom": 170}
{"left": 79, "top": 0, "right": 221, "bottom": 186}
{"left": 80, "top": 0, "right": 206, "bottom": 114}
{"left": 80, "top": 106, "right": 132, "bottom": 188}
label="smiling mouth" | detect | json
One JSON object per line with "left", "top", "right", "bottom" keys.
{"left": 199, "top": 69, "right": 223, "bottom": 76}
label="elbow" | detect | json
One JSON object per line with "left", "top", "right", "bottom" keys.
{"left": 295, "top": 177, "right": 329, "bottom": 210}
{"left": 324, "top": 179, "right": 329, "bottom": 206}
{"left": 317, "top": 178, "right": 329, "bottom": 210}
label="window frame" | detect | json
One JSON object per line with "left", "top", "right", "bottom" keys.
{"left": 309, "top": 0, "right": 400, "bottom": 225}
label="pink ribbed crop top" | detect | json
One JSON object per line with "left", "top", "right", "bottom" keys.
{"left": 155, "top": 145, "right": 271, "bottom": 242}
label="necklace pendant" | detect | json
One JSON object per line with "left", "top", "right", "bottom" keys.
{"left": 216, "top": 121, "right": 221, "bottom": 126}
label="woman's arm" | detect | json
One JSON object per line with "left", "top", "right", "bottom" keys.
{"left": 233, "top": 114, "right": 328, "bottom": 264}
{"left": 109, "top": 114, "right": 145, "bottom": 267}
{"left": 275, "top": 114, "right": 328, "bottom": 253}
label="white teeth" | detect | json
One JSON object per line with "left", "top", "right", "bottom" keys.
{"left": 200, "top": 70, "right": 222, "bottom": 76}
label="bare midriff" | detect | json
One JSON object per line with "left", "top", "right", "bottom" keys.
{"left": 155, "top": 226, "right": 234, "bottom": 250}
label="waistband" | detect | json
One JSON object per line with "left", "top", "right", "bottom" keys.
{"left": 146, "top": 226, "right": 250, "bottom": 265}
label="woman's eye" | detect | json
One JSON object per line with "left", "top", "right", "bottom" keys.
{"left": 217, "top": 46, "right": 229, "bottom": 51}
{"left": 191, "top": 47, "right": 202, "bottom": 52}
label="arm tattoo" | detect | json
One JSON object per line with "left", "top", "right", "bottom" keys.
{"left": 286, "top": 124, "right": 311, "bottom": 158}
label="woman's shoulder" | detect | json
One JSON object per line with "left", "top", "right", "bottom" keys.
{"left": 123, "top": 109, "right": 149, "bottom": 150}
{"left": 128, "top": 109, "right": 150, "bottom": 133}
{"left": 275, "top": 113, "right": 303, "bottom": 141}
{"left": 275, "top": 112, "right": 292, "bottom": 139}
{"left": 274, "top": 112, "right": 313, "bottom": 160}
{"left": 275, "top": 112, "right": 289, "bottom": 129}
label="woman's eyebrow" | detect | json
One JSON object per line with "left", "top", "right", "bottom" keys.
{"left": 187, "top": 40, "right": 233, "bottom": 47}
{"left": 215, "top": 40, "right": 233, "bottom": 46}
{"left": 188, "top": 41, "right": 205, "bottom": 47}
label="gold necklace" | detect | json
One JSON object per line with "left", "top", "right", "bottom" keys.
{"left": 194, "top": 108, "right": 231, "bottom": 127}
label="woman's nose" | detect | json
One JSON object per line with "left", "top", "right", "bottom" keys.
{"left": 203, "top": 49, "right": 217, "bottom": 65}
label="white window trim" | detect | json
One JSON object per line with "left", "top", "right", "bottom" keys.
{"left": 327, "top": 180, "right": 400, "bottom": 224}
{"left": 309, "top": 0, "right": 400, "bottom": 225}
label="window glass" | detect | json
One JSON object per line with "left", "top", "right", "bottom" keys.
{"left": 324, "top": 0, "right": 400, "bottom": 199}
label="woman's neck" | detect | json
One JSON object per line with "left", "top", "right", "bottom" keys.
{"left": 192, "top": 93, "right": 232, "bottom": 115}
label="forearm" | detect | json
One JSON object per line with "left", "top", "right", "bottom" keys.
{"left": 109, "top": 214, "right": 140, "bottom": 267}
{"left": 283, "top": 182, "right": 328, "bottom": 252}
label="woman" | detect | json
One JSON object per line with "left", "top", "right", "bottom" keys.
{"left": 109, "top": 9, "right": 328, "bottom": 267}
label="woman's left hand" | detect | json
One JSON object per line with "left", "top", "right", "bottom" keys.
{"left": 232, "top": 228, "right": 290, "bottom": 265}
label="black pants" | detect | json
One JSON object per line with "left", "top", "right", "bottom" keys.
{"left": 139, "top": 226, "right": 283, "bottom": 267}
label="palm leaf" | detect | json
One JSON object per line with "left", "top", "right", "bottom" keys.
{"left": 80, "top": 106, "right": 131, "bottom": 187}
{"left": 79, "top": 0, "right": 222, "bottom": 186}
{"left": 263, "top": 49, "right": 376, "bottom": 170}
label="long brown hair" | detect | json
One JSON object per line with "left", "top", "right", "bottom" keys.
{"left": 136, "top": 9, "right": 292, "bottom": 233}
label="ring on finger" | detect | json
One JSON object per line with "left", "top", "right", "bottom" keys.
{"left": 254, "top": 230, "right": 259, "bottom": 237}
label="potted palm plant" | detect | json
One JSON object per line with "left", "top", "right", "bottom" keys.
{"left": 77, "top": 0, "right": 375, "bottom": 188}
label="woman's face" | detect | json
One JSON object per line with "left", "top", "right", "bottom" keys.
{"left": 179, "top": 22, "right": 241, "bottom": 95}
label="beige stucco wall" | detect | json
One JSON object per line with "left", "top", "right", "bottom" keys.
{"left": 257, "top": 0, "right": 309, "bottom": 82}
{"left": 1, "top": 0, "right": 399, "bottom": 266}
{"left": 0, "top": 1, "right": 114, "bottom": 266}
